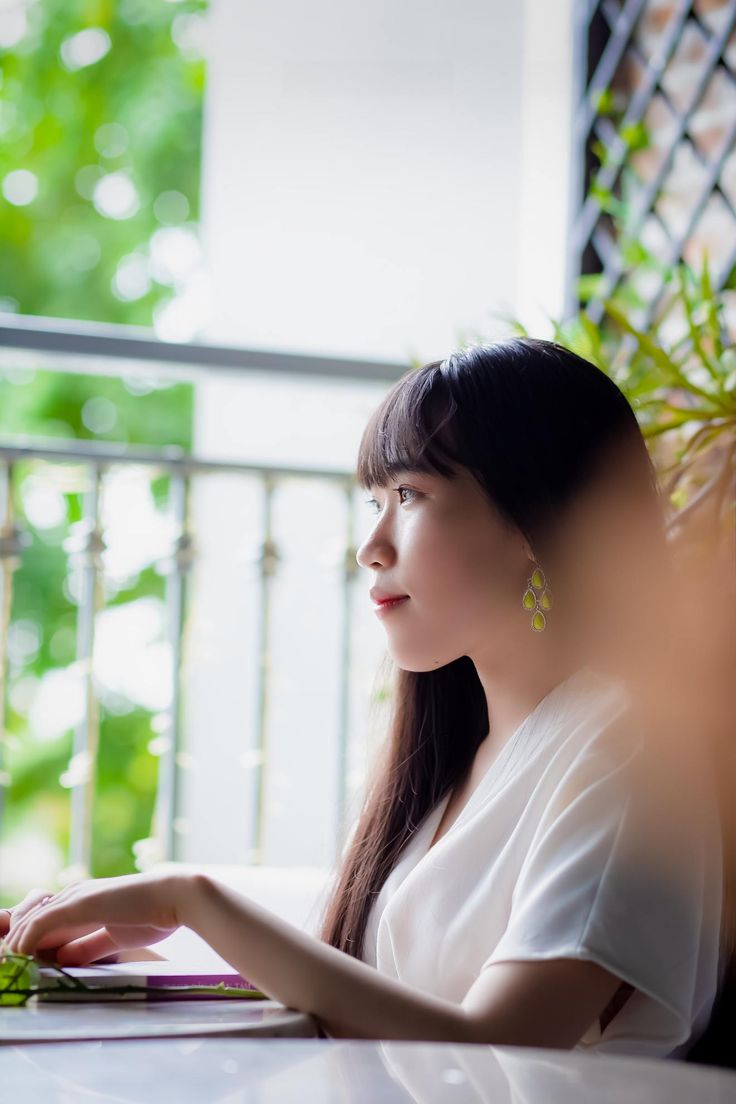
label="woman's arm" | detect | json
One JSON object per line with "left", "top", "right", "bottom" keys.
{"left": 180, "top": 872, "right": 473, "bottom": 1042}
{"left": 178, "top": 873, "right": 624, "bottom": 1046}
{"left": 4, "top": 871, "right": 623, "bottom": 1045}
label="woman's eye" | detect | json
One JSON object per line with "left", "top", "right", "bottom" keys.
{"left": 363, "top": 486, "right": 418, "bottom": 514}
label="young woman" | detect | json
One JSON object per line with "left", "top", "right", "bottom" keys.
{"left": 0, "top": 338, "right": 725, "bottom": 1057}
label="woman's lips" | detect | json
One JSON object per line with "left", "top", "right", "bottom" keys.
{"left": 372, "top": 596, "right": 410, "bottom": 615}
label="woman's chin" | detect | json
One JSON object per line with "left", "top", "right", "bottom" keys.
{"left": 389, "top": 647, "right": 459, "bottom": 673}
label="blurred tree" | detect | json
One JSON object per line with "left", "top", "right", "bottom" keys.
{"left": 0, "top": 0, "right": 207, "bottom": 326}
{"left": 0, "top": 0, "right": 205, "bottom": 904}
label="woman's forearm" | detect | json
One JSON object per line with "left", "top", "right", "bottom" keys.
{"left": 177, "top": 872, "right": 479, "bottom": 1042}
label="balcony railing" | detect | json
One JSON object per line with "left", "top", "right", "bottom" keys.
{"left": 0, "top": 315, "right": 404, "bottom": 892}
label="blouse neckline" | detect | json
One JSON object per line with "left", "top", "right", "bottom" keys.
{"left": 420, "top": 664, "right": 599, "bottom": 859}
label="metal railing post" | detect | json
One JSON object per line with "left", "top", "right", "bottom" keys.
{"left": 251, "top": 473, "right": 280, "bottom": 864}
{"left": 152, "top": 469, "right": 195, "bottom": 863}
{"left": 0, "top": 462, "right": 28, "bottom": 847}
{"left": 335, "top": 479, "right": 359, "bottom": 858}
{"left": 62, "top": 465, "right": 105, "bottom": 880}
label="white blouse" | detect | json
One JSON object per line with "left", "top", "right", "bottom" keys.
{"left": 361, "top": 665, "right": 723, "bottom": 1058}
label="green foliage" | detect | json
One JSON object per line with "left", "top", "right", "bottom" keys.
{"left": 555, "top": 257, "right": 734, "bottom": 423}
{"left": 0, "top": 1, "right": 203, "bottom": 906}
{"left": 0, "top": 0, "right": 207, "bottom": 324}
{"left": 0, "top": 945, "right": 40, "bottom": 1006}
{"left": 548, "top": 253, "right": 736, "bottom": 554}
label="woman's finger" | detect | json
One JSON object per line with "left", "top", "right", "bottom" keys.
{"left": 9, "top": 903, "right": 98, "bottom": 957}
{"left": 53, "top": 928, "right": 120, "bottom": 967}
{"left": 4, "top": 888, "right": 55, "bottom": 933}
{"left": 4, "top": 896, "right": 51, "bottom": 936}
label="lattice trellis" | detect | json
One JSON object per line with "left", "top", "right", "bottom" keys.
{"left": 570, "top": 0, "right": 736, "bottom": 326}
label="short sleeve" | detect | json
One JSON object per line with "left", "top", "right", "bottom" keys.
{"left": 480, "top": 719, "right": 723, "bottom": 1048}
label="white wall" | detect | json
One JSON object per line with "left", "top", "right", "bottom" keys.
{"left": 201, "top": 0, "right": 527, "bottom": 362}
{"left": 517, "top": 0, "right": 578, "bottom": 330}
{"left": 177, "top": 0, "right": 576, "bottom": 870}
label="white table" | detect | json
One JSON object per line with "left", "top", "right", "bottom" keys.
{"left": 0, "top": 1036, "right": 734, "bottom": 1102}
{"left": 0, "top": 997, "right": 319, "bottom": 1043}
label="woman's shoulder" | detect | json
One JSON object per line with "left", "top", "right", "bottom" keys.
{"left": 550, "top": 675, "right": 721, "bottom": 863}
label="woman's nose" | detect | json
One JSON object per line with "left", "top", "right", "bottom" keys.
{"left": 356, "top": 529, "right": 394, "bottom": 570}
{"left": 355, "top": 537, "right": 376, "bottom": 569}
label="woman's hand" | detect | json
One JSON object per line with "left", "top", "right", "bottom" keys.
{"left": 0, "top": 872, "right": 186, "bottom": 966}
{"left": 1, "top": 888, "right": 58, "bottom": 959}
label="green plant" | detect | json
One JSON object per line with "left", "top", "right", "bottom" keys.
{"left": 503, "top": 255, "right": 736, "bottom": 563}
{"left": 0, "top": 941, "right": 39, "bottom": 1006}
{"left": 0, "top": 0, "right": 207, "bottom": 325}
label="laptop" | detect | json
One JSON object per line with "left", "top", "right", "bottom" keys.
{"left": 36, "top": 959, "right": 265, "bottom": 1001}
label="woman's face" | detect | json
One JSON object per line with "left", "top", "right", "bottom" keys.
{"left": 356, "top": 465, "right": 533, "bottom": 671}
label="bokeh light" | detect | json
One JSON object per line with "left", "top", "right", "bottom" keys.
{"left": 59, "top": 27, "right": 111, "bottom": 71}
{"left": 92, "top": 171, "right": 140, "bottom": 220}
{"left": 112, "top": 252, "right": 151, "bottom": 301}
{"left": 2, "top": 168, "right": 38, "bottom": 205}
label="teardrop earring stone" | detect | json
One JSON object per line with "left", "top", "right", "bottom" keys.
{"left": 522, "top": 588, "right": 536, "bottom": 610}
{"left": 540, "top": 589, "right": 552, "bottom": 610}
{"left": 531, "top": 567, "right": 545, "bottom": 589}
{"left": 532, "top": 610, "right": 546, "bottom": 631}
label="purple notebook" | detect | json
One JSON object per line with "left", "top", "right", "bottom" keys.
{"left": 37, "top": 961, "right": 264, "bottom": 1001}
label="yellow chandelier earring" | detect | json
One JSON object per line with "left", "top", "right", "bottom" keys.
{"left": 522, "top": 561, "right": 553, "bottom": 632}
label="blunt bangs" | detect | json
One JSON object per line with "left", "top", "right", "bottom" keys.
{"left": 356, "top": 361, "right": 465, "bottom": 491}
